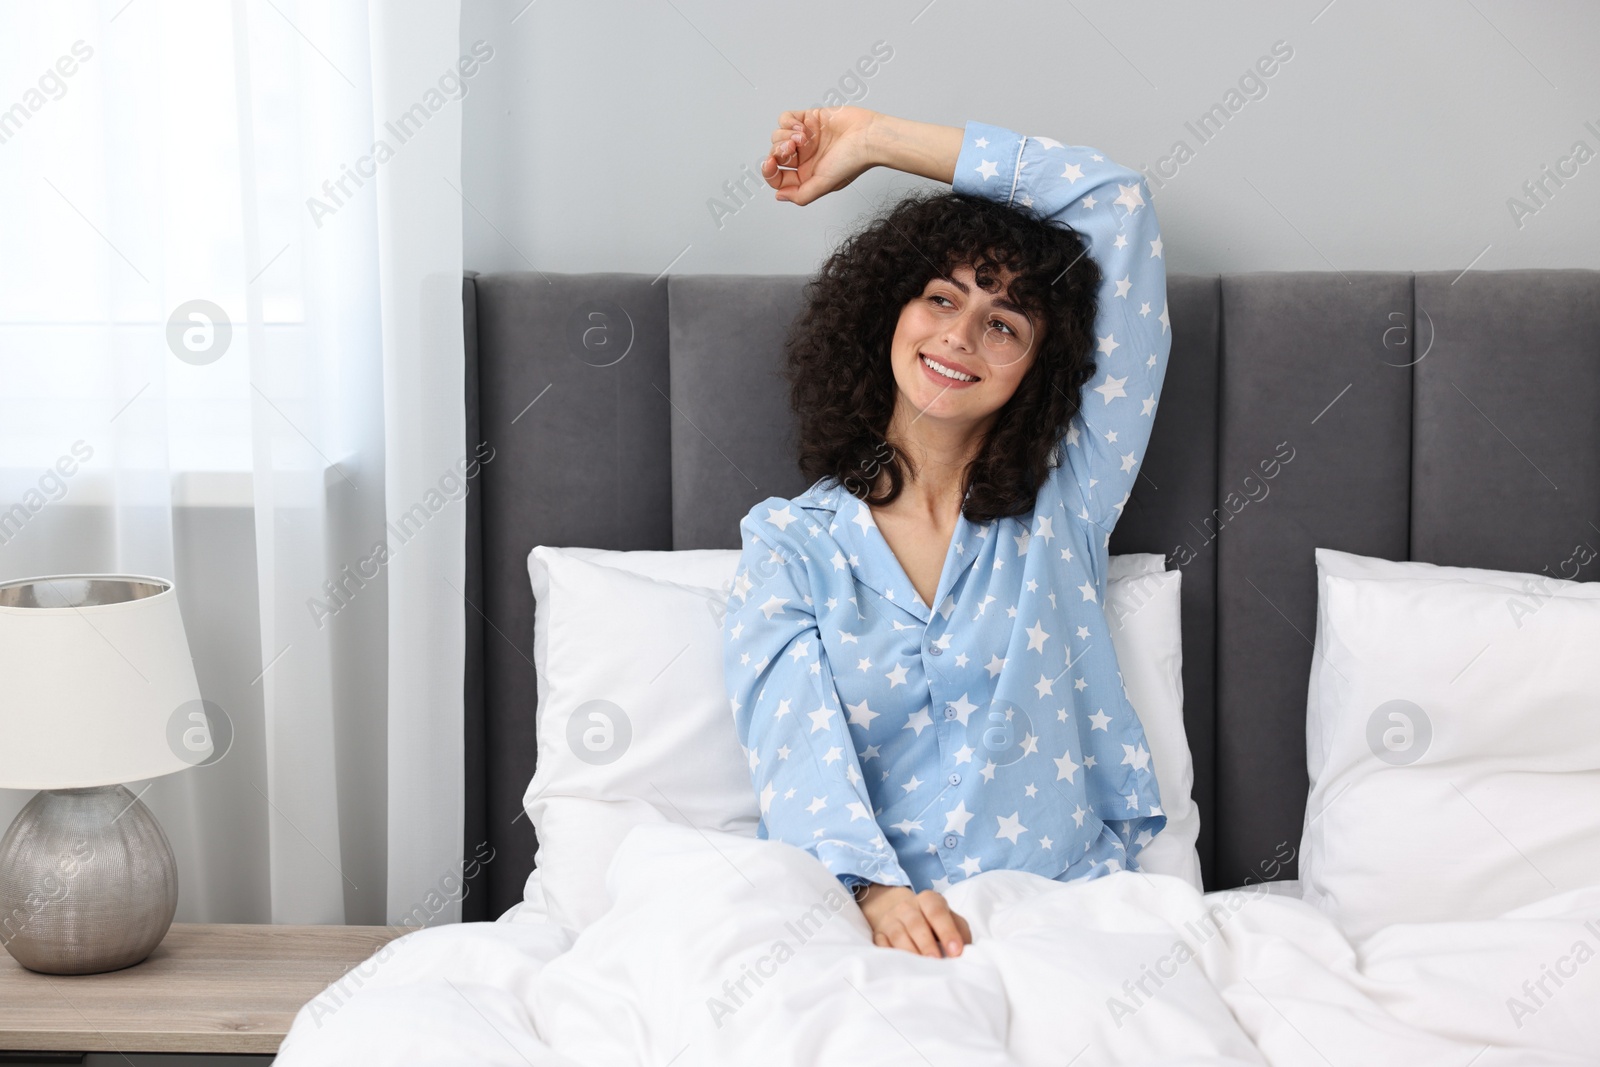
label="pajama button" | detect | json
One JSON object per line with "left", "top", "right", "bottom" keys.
{"left": 947, "top": 773, "right": 961, "bottom": 786}
{"left": 930, "top": 645, "right": 943, "bottom": 656}
{"left": 943, "top": 705, "right": 957, "bottom": 720}
{"left": 943, "top": 835, "right": 959, "bottom": 849}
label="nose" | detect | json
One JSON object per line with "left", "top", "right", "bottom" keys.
{"left": 943, "top": 305, "right": 984, "bottom": 353}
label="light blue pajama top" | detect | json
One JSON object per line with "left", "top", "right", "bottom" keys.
{"left": 722, "top": 119, "right": 1172, "bottom": 894}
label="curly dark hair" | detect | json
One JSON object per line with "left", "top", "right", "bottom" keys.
{"left": 783, "top": 190, "right": 1101, "bottom": 525}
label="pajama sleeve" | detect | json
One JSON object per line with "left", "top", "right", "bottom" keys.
{"left": 723, "top": 500, "right": 912, "bottom": 892}
{"left": 951, "top": 120, "right": 1173, "bottom": 536}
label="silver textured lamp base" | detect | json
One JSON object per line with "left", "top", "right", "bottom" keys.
{"left": 0, "top": 785, "right": 178, "bottom": 975}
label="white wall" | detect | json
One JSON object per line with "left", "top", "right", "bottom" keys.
{"left": 461, "top": 0, "right": 1600, "bottom": 277}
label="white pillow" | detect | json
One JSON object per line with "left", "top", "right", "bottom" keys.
{"left": 524, "top": 549, "right": 758, "bottom": 931}
{"left": 525, "top": 545, "right": 1199, "bottom": 931}
{"left": 1103, "top": 565, "right": 1202, "bottom": 889}
{"left": 1108, "top": 551, "right": 1168, "bottom": 582}
{"left": 1306, "top": 548, "right": 1600, "bottom": 780}
{"left": 541, "top": 546, "right": 740, "bottom": 590}
{"left": 1301, "top": 548, "right": 1600, "bottom": 941}
{"left": 1313, "top": 546, "right": 1598, "bottom": 591}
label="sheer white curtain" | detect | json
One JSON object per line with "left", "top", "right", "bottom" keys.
{"left": 0, "top": 0, "right": 466, "bottom": 926}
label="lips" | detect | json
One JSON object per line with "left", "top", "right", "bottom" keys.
{"left": 919, "top": 352, "right": 981, "bottom": 384}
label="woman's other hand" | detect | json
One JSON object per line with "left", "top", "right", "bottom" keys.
{"left": 762, "top": 106, "right": 880, "bottom": 206}
{"left": 856, "top": 883, "right": 973, "bottom": 958}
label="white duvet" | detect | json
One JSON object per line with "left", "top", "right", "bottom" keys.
{"left": 276, "top": 823, "right": 1600, "bottom": 1066}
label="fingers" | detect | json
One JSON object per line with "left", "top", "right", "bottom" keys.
{"left": 868, "top": 892, "right": 972, "bottom": 959}
{"left": 764, "top": 110, "right": 821, "bottom": 198}
{"left": 886, "top": 923, "right": 920, "bottom": 956}
{"left": 761, "top": 126, "right": 806, "bottom": 193}
{"left": 777, "top": 109, "right": 820, "bottom": 144}
{"left": 771, "top": 113, "right": 811, "bottom": 160}
{"left": 917, "top": 891, "right": 965, "bottom": 957}
{"left": 779, "top": 181, "right": 814, "bottom": 207}
{"left": 759, "top": 153, "right": 794, "bottom": 195}
{"left": 771, "top": 122, "right": 805, "bottom": 150}
{"left": 879, "top": 915, "right": 939, "bottom": 958}
{"left": 759, "top": 150, "right": 786, "bottom": 186}
{"left": 769, "top": 127, "right": 803, "bottom": 157}
{"left": 903, "top": 911, "right": 944, "bottom": 958}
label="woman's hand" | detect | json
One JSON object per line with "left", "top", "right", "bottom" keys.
{"left": 856, "top": 883, "right": 973, "bottom": 958}
{"left": 762, "top": 106, "right": 881, "bottom": 206}
{"left": 763, "top": 108, "right": 965, "bottom": 206}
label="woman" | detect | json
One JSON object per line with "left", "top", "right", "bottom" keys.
{"left": 722, "top": 106, "right": 1170, "bottom": 961}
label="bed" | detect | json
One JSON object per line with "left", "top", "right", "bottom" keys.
{"left": 274, "top": 268, "right": 1600, "bottom": 1065}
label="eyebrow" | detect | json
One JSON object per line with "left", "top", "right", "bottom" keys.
{"left": 934, "top": 275, "right": 1033, "bottom": 325}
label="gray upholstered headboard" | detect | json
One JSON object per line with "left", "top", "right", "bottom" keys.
{"left": 458, "top": 268, "right": 1600, "bottom": 921}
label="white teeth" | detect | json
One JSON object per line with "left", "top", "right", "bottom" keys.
{"left": 921, "top": 354, "right": 977, "bottom": 382}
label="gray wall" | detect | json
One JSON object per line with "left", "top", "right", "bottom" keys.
{"left": 461, "top": 0, "right": 1600, "bottom": 276}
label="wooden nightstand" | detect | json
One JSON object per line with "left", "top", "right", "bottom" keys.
{"left": 0, "top": 922, "right": 405, "bottom": 1059}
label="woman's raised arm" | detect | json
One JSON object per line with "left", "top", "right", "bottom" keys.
{"left": 948, "top": 120, "right": 1171, "bottom": 537}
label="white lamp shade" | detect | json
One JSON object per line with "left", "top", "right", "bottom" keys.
{"left": 0, "top": 574, "right": 207, "bottom": 789}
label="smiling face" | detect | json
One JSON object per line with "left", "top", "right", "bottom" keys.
{"left": 888, "top": 261, "right": 1043, "bottom": 434}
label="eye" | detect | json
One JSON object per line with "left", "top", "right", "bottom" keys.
{"left": 926, "top": 292, "right": 1023, "bottom": 339}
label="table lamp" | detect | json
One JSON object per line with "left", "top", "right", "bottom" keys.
{"left": 0, "top": 574, "right": 209, "bottom": 975}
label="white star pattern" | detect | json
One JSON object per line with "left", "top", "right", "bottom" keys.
{"left": 724, "top": 118, "right": 1171, "bottom": 895}
{"left": 995, "top": 812, "right": 1028, "bottom": 845}
{"left": 846, "top": 699, "right": 879, "bottom": 728}
{"left": 1093, "top": 372, "right": 1128, "bottom": 405}
{"left": 1026, "top": 620, "right": 1050, "bottom": 652}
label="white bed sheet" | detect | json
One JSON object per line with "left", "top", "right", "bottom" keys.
{"left": 276, "top": 825, "right": 1600, "bottom": 1066}
{"left": 497, "top": 868, "right": 552, "bottom": 925}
